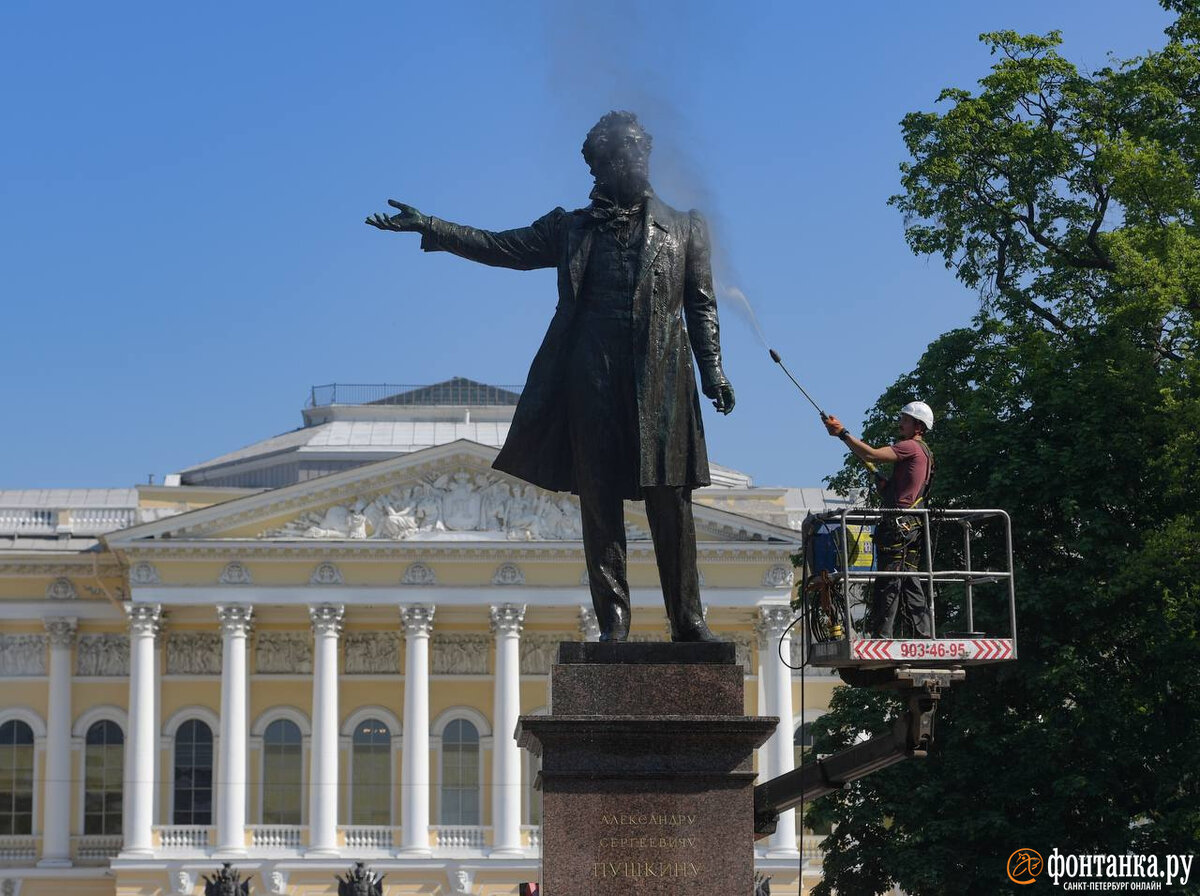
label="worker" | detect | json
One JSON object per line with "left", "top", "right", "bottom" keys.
{"left": 823, "top": 402, "right": 935, "bottom": 639}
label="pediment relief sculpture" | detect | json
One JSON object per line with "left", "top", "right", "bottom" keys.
{"left": 263, "top": 469, "right": 651, "bottom": 541}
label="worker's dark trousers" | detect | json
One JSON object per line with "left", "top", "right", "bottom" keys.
{"left": 577, "top": 481, "right": 704, "bottom": 640}
{"left": 872, "top": 515, "right": 931, "bottom": 638}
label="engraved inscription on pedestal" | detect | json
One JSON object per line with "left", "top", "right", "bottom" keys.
{"left": 592, "top": 810, "right": 704, "bottom": 881}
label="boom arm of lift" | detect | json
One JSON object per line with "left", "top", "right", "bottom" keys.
{"left": 753, "top": 669, "right": 963, "bottom": 838}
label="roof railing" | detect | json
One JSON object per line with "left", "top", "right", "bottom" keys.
{"left": 307, "top": 382, "right": 524, "bottom": 408}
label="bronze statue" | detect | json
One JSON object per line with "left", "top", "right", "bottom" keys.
{"left": 367, "top": 111, "right": 734, "bottom": 642}
{"left": 202, "top": 863, "right": 251, "bottom": 896}
{"left": 336, "top": 861, "right": 384, "bottom": 896}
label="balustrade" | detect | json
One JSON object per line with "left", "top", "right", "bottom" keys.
{"left": 340, "top": 826, "right": 394, "bottom": 850}
{"left": 432, "top": 826, "right": 487, "bottom": 849}
{"left": 248, "top": 825, "right": 304, "bottom": 849}
{"left": 71, "top": 834, "right": 123, "bottom": 863}
{"left": 0, "top": 836, "right": 37, "bottom": 861}
{"left": 155, "top": 826, "right": 211, "bottom": 850}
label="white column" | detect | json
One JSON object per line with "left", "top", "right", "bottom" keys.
{"left": 215, "top": 604, "right": 252, "bottom": 856}
{"left": 489, "top": 603, "right": 525, "bottom": 856}
{"left": 39, "top": 617, "right": 77, "bottom": 867}
{"left": 398, "top": 605, "right": 435, "bottom": 856}
{"left": 307, "top": 603, "right": 343, "bottom": 857}
{"left": 123, "top": 604, "right": 163, "bottom": 856}
{"left": 758, "top": 605, "right": 800, "bottom": 858}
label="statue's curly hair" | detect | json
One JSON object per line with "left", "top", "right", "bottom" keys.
{"left": 581, "top": 110, "right": 652, "bottom": 170}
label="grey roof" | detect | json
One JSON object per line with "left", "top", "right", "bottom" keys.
{"left": 180, "top": 420, "right": 513, "bottom": 474}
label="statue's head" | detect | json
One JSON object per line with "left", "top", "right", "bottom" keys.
{"left": 582, "top": 110, "right": 652, "bottom": 197}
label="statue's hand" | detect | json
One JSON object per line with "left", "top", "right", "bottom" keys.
{"left": 365, "top": 199, "right": 428, "bottom": 233}
{"left": 704, "top": 379, "right": 736, "bottom": 415}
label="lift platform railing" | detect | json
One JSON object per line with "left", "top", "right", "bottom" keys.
{"left": 797, "top": 507, "right": 1017, "bottom": 667}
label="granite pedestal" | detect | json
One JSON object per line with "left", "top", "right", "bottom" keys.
{"left": 516, "top": 642, "right": 777, "bottom": 895}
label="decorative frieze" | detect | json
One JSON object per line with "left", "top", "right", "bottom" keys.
{"left": 76, "top": 634, "right": 130, "bottom": 676}
{"left": 45, "top": 577, "right": 77, "bottom": 600}
{"left": 732, "top": 634, "right": 754, "bottom": 673}
{"left": 218, "top": 561, "right": 252, "bottom": 585}
{"left": 256, "top": 632, "right": 313, "bottom": 674}
{"left": 401, "top": 562, "right": 437, "bottom": 585}
{"left": 0, "top": 635, "right": 46, "bottom": 676}
{"left": 129, "top": 562, "right": 161, "bottom": 585}
{"left": 432, "top": 634, "right": 489, "bottom": 674}
{"left": 310, "top": 562, "right": 343, "bottom": 585}
{"left": 343, "top": 632, "right": 400, "bottom": 675}
{"left": 520, "top": 634, "right": 569, "bottom": 675}
{"left": 763, "top": 564, "right": 794, "bottom": 588}
{"left": 492, "top": 562, "right": 525, "bottom": 586}
{"left": 166, "top": 632, "right": 222, "bottom": 675}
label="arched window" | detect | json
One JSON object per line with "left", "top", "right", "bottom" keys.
{"left": 0, "top": 720, "right": 35, "bottom": 835}
{"left": 440, "top": 719, "right": 480, "bottom": 825}
{"left": 173, "top": 720, "right": 213, "bottom": 825}
{"left": 350, "top": 718, "right": 391, "bottom": 825}
{"left": 84, "top": 720, "right": 124, "bottom": 835}
{"left": 262, "top": 719, "right": 302, "bottom": 825}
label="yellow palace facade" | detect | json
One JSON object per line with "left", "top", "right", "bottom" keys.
{"left": 0, "top": 379, "right": 843, "bottom": 895}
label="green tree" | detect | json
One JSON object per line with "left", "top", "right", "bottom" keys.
{"left": 811, "top": 7, "right": 1200, "bottom": 894}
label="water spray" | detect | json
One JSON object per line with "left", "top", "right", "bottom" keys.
{"left": 768, "top": 347, "right": 879, "bottom": 477}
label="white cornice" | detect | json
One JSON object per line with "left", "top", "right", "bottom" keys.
{"left": 116, "top": 540, "right": 794, "bottom": 564}
{"left": 127, "top": 585, "right": 792, "bottom": 608}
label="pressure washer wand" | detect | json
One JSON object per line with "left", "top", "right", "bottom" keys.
{"left": 769, "top": 348, "right": 827, "bottom": 420}
{"left": 768, "top": 348, "right": 879, "bottom": 476}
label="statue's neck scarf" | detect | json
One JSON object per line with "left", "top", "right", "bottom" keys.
{"left": 587, "top": 184, "right": 650, "bottom": 233}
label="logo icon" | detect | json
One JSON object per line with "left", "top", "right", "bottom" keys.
{"left": 1008, "top": 848, "right": 1044, "bottom": 885}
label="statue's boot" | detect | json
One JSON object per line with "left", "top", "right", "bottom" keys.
{"left": 668, "top": 592, "right": 721, "bottom": 642}
{"left": 597, "top": 602, "right": 630, "bottom": 642}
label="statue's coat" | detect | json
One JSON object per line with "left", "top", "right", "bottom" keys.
{"left": 421, "top": 194, "right": 723, "bottom": 495}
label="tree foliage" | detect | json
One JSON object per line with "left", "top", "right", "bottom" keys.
{"left": 813, "top": 7, "right": 1200, "bottom": 894}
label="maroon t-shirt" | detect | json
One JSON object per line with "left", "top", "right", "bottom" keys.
{"left": 886, "top": 438, "right": 931, "bottom": 508}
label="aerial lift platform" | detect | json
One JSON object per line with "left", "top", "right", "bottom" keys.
{"left": 755, "top": 507, "right": 1016, "bottom": 837}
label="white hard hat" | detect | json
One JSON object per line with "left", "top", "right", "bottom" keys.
{"left": 900, "top": 401, "right": 934, "bottom": 431}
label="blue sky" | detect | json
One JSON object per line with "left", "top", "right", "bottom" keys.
{"left": 1, "top": 1, "right": 1174, "bottom": 490}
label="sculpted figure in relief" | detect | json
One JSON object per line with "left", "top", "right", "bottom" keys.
{"left": 0, "top": 635, "right": 47, "bottom": 676}
{"left": 167, "top": 633, "right": 222, "bottom": 675}
{"left": 433, "top": 634, "right": 489, "bottom": 675}
{"left": 76, "top": 634, "right": 129, "bottom": 676}
{"left": 343, "top": 633, "right": 399, "bottom": 675}
{"left": 256, "top": 633, "right": 312, "bottom": 674}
